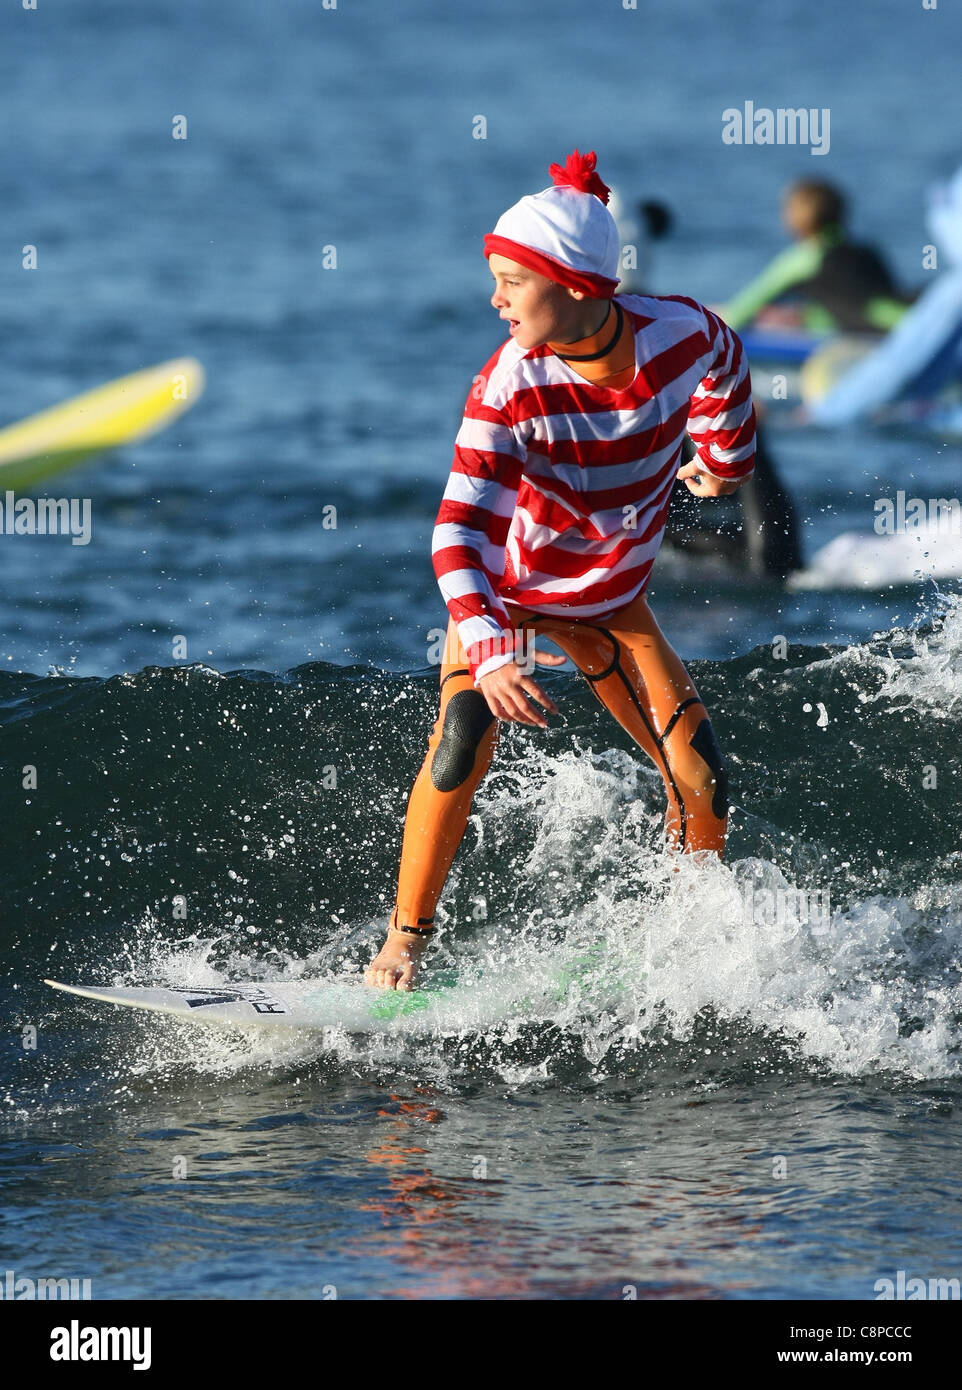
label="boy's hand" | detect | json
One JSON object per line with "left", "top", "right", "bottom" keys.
{"left": 676, "top": 461, "right": 749, "bottom": 497}
{"left": 477, "top": 651, "right": 564, "bottom": 727}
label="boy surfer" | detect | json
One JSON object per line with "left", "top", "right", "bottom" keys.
{"left": 366, "top": 151, "right": 756, "bottom": 991}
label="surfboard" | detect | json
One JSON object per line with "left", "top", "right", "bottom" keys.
{"left": 45, "top": 948, "right": 607, "bottom": 1036}
{"left": 739, "top": 327, "right": 825, "bottom": 364}
{"left": 44, "top": 977, "right": 458, "bottom": 1033}
{"left": 0, "top": 357, "right": 205, "bottom": 493}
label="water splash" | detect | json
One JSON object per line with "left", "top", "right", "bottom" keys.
{"left": 58, "top": 740, "right": 960, "bottom": 1089}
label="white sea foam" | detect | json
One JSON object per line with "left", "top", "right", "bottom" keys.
{"left": 790, "top": 526, "right": 962, "bottom": 589}
{"left": 457, "top": 749, "right": 961, "bottom": 1080}
{"left": 852, "top": 591, "right": 962, "bottom": 718}
{"left": 753, "top": 589, "right": 962, "bottom": 720}
{"left": 90, "top": 728, "right": 961, "bottom": 1087}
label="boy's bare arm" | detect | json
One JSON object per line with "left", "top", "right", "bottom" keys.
{"left": 477, "top": 650, "right": 565, "bottom": 727}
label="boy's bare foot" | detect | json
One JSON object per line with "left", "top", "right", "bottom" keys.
{"left": 364, "top": 927, "right": 432, "bottom": 991}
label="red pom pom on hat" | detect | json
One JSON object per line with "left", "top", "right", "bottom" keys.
{"left": 483, "top": 148, "right": 621, "bottom": 296}
{"left": 548, "top": 149, "right": 611, "bottom": 205}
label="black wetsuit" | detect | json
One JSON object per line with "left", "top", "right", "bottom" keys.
{"left": 663, "top": 426, "right": 802, "bottom": 580}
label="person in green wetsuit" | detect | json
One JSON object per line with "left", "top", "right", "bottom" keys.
{"left": 721, "top": 180, "right": 912, "bottom": 336}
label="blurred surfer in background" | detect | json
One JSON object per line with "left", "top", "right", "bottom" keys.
{"left": 808, "top": 162, "right": 962, "bottom": 425}
{"left": 366, "top": 151, "right": 757, "bottom": 991}
{"left": 720, "top": 178, "right": 913, "bottom": 336}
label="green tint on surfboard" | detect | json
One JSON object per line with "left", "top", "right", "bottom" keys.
{"left": 44, "top": 946, "right": 614, "bottom": 1036}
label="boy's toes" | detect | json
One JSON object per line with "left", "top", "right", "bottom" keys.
{"left": 365, "top": 962, "right": 404, "bottom": 991}
{"left": 364, "top": 940, "right": 424, "bottom": 991}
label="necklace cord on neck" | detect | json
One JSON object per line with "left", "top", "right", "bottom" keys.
{"left": 556, "top": 301, "right": 623, "bottom": 362}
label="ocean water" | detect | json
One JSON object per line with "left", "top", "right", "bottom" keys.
{"left": 2, "top": 0, "right": 962, "bottom": 1302}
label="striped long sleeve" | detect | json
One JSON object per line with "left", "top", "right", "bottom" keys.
{"left": 432, "top": 358, "right": 526, "bottom": 682}
{"left": 682, "top": 302, "right": 757, "bottom": 480}
{"left": 432, "top": 295, "right": 756, "bottom": 683}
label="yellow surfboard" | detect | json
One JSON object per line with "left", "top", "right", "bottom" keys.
{"left": 0, "top": 357, "right": 205, "bottom": 492}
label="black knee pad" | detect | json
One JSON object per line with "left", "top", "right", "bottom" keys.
{"left": 431, "top": 690, "right": 495, "bottom": 792}
{"left": 689, "top": 718, "right": 729, "bottom": 820}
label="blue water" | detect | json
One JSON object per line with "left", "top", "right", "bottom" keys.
{"left": 2, "top": 0, "right": 962, "bottom": 1302}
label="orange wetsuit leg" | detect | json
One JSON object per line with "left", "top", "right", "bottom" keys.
{"left": 529, "top": 595, "right": 728, "bottom": 855}
{"left": 390, "top": 620, "right": 499, "bottom": 931}
{"left": 391, "top": 595, "right": 727, "bottom": 929}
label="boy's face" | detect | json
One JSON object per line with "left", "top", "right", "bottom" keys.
{"left": 489, "top": 254, "right": 588, "bottom": 348}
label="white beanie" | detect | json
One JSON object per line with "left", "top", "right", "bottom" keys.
{"left": 484, "top": 150, "right": 621, "bottom": 298}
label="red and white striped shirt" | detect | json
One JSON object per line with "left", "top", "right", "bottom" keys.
{"left": 433, "top": 294, "right": 756, "bottom": 682}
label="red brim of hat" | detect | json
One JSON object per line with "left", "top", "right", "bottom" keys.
{"left": 483, "top": 234, "right": 618, "bottom": 299}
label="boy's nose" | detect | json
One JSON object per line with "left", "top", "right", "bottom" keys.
{"left": 491, "top": 288, "right": 506, "bottom": 309}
